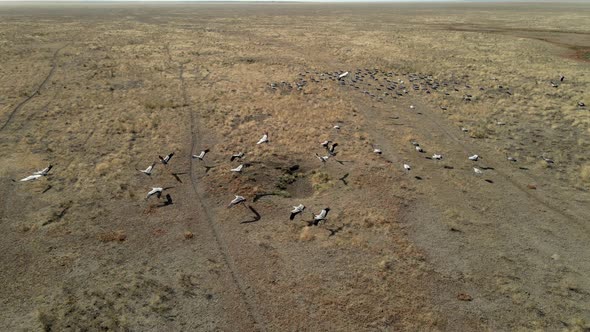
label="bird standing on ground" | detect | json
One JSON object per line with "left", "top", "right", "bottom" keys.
{"left": 290, "top": 204, "right": 305, "bottom": 220}
{"left": 432, "top": 154, "right": 443, "bottom": 160}
{"left": 541, "top": 155, "right": 554, "bottom": 164}
{"left": 159, "top": 152, "right": 174, "bottom": 165}
{"left": 257, "top": 132, "right": 269, "bottom": 145}
{"left": 192, "top": 149, "right": 209, "bottom": 160}
{"left": 138, "top": 163, "right": 155, "bottom": 176}
{"left": 404, "top": 164, "right": 411, "bottom": 171}
{"left": 473, "top": 167, "right": 483, "bottom": 175}
{"left": 372, "top": 145, "right": 382, "bottom": 154}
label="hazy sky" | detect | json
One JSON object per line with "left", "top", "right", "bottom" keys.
{"left": 0, "top": 0, "right": 570, "bottom": 2}
{"left": 0, "top": 0, "right": 468, "bottom": 2}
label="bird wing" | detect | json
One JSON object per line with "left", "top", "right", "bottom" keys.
{"left": 34, "top": 166, "right": 51, "bottom": 175}
{"left": 20, "top": 174, "right": 41, "bottom": 182}
{"left": 290, "top": 212, "right": 297, "bottom": 220}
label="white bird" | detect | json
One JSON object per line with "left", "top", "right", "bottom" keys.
{"left": 230, "top": 152, "right": 244, "bottom": 161}
{"left": 404, "top": 164, "right": 411, "bottom": 171}
{"left": 473, "top": 167, "right": 483, "bottom": 175}
{"left": 159, "top": 152, "right": 174, "bottom": 165}
{"left": 257, "top": 132, "right": 269, "bottom": 145}
{"left": 373, "top": 148, "right": 382, "bottom": 154}
{"left": 415, "top": 146, "right": 424, "bottom": 153}
{"left": 333, "top": 125, "right": 341, "bottom": 130}
{"left": 20, "top": 165, "right": 53, "bottom": 182}
{"left": 320, "top": 140, "right": 332, "bottom": 148}
{"left": 20, "top": 174, "right": 43, "bottom": 182}
{"left": 338, "top": 72, "right": 349, "bottom": 79}
{"left": 432, "top": 154, "right": 443, "bottom": 160}
{"left": 146, "top": 187, "right": 164, "bottom": 199}
{"left": 312, "top": 208, "right": 330, "bottom": 224}
{"left": 290, "top": 204, "right": 305, "bottom": 220}
{"left": 409, "top": 105, "right": 415, "bottom": 109}
{"left": 228, "top": 195, "right": 246, "bottom": 208}
{"left": 138, "top": 163, "right": 156, "bottom": 175}
{"left": 315, "top": 153, "right": 329, "bottom": 163}
{"left": 461, "top": 127, "right": 469, "bottom": 132}
{"left": 507, "top": 156, "right": 517, "bottom": 162}
{"left": 541, "top": 155, "right": 554, "bottom": 164}
{"left": 411, "top": 141, "right": 420, "bottom": 146}
{"left": 33, "top": 165, "right": 53, "bottom": 176}
{"left": 192, "top": 149, "right": 209, "bottom": 160}
{"left": 231, "top": 164, "right": 244, "bottom": 173}
{"left": 468, "top": 154, "right": 479, "bottom": 161}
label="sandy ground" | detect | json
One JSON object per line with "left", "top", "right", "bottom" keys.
{"left": 0, "top": 2, "right": 589, "bottom": 331}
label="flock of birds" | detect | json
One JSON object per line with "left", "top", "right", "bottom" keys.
{"left": 17, "top": 67, "right": 580, "bottom": 228}
{"left": 270, "top": 69, "right": 585, "bottom": 110}
{"left": 225, "top": 131, "right": 331, "bottom": 225}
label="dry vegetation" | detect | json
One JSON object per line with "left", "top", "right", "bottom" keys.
{"left": 0, "top": 2, "right": 589, "bottom": 331}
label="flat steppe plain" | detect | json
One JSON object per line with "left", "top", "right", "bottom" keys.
{"left": 0, "top": 2, "right": 589, "bottom": 331}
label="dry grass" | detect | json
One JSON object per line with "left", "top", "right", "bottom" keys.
{"left": 99, "top": 230, "right": 127, "bottom": 242}
{"left": 1, "top": 2, "right": 589, "bottom": 331}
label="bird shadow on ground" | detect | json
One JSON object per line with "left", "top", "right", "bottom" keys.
{"left": 240, "top": 205, "right": 261, "bottom": 224}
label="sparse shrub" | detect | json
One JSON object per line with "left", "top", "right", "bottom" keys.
{"left": 99, "top": 230, "right": 127, "bottom": 242}
{"left": 276, "top": 173, "right": 297, "bottom": 190}
{"left": 311, "top": 171, "right": 332, "bottom": 191}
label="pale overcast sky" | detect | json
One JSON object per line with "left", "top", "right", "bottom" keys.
{"left": 0, "top": 0, "right": 467, "bottom": 2}
{"left": 0, "top": 0, "right": 570, "bottom": 2}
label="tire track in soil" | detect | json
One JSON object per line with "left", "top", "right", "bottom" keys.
{"left": 0, "top": 43, "right": 70, "bottom": 132}
{"left": 170, "top": 52, "right": 264, "bottom": 331}
{"left": 340, "top": 77, "right": 588, "bottom": 230}
{"left": 408, "top": 99, "right": 588, "bottom": 229}
{"left": 357, "top": 96, "right": 590, "bottom": 328}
